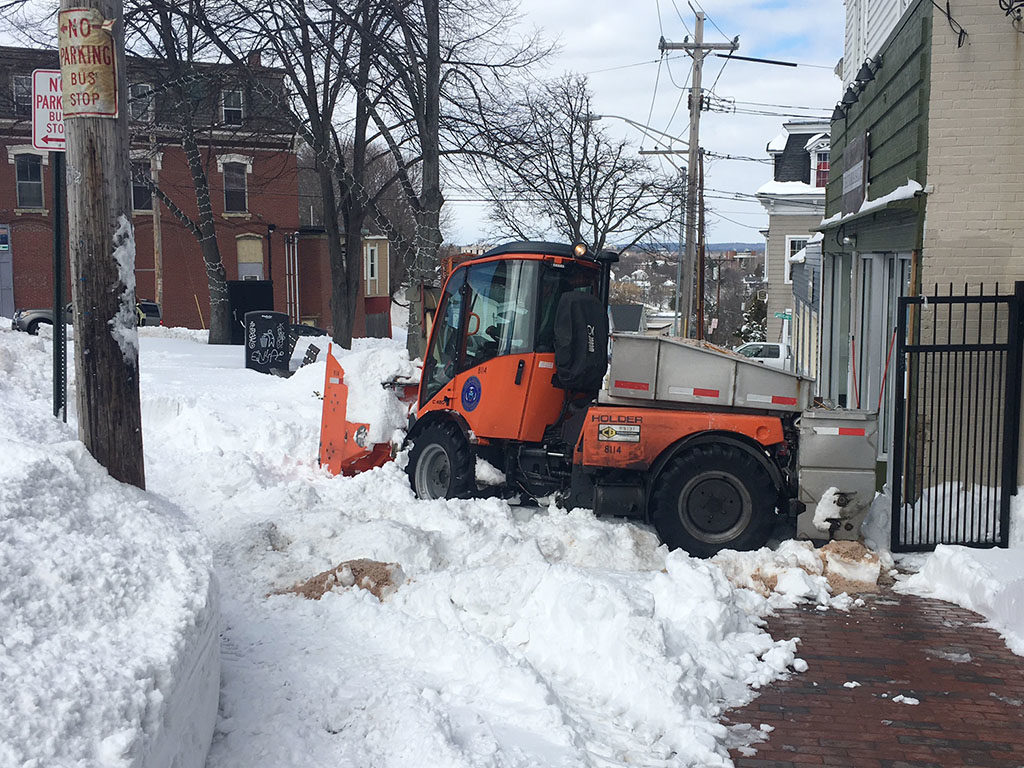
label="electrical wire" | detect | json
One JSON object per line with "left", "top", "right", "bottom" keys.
{"left": 689, "top": 0, "right": 728, "bottom": 41}
{"left": 669, "top": 0, "right": 693, "bottom": 37}
{"left": 583, "top": 55, "right": 688, "bottom": 75}
{"left": 642, "top": 55, "right": 664, "bottom": 148}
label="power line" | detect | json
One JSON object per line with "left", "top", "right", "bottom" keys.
{"left": 583, "top": 54, "right": 688, "bottom": 75}
{"left": 689, "top": 0, "right": 728, "bottom": 43}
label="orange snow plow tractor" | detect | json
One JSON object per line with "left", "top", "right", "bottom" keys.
{"left": 320, "top": 241, "right": 879, "bottom": 556}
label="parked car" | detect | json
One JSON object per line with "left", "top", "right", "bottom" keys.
{"left": 733, "top": 341, "right": 792, "bottom": 370}
{"left": 11, "top": 300, "right": 161, "bottom": 334}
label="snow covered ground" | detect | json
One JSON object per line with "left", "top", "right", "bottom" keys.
{"left": 1, "top": 319, "right": 882, "bottom": 767}
{"left": 6, "top": 313, "right": 1015, "bottom": 768}
{"left": 0, "top": 326, "right": 218, "bottom": 768}
{"left": 862, "top": 491, "right": 1024, "bottom": 656}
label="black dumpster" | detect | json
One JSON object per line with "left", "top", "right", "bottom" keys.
{"left": 244, "top": 311, "right": 290, "bottom": 374}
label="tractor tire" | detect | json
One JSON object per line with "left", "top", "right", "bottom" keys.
{"left": 406, "top": 420, "right": 474, "bottom": 500}
{"left": 650, "top": 443, "right": 777, "bottom": 557}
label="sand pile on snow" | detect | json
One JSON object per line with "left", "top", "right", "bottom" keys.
{"left": 819, "top": 540, "right": 881, "bottom": 593}
{"left": 281, "top": 559, "right": 406, "bottom": 601}
{"left": 713, "top": 539, "right": 881, "bottom": 607}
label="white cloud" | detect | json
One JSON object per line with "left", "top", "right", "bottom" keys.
{"left": 446, "top": 0, "right": 846, "bottom": 246}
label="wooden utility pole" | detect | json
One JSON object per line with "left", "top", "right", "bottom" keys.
{"left": 660, "top": 12, "right": 737, "bottom": 337}
{"left": 59, "top": 0, "right": 146, "bottom": 489}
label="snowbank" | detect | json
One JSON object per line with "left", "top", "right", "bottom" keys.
{"left": 3, "top": 323, "right": 873, "bottom": 767}
{"left": 896, "top": 545, "right": 1024, "bottom": 655}
{"left": 0, "top": 327, "right": 219, "bottom": 768}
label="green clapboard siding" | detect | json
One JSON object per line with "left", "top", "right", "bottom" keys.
{"left": 826, "top": 0, "right": 933, "bottom": 225}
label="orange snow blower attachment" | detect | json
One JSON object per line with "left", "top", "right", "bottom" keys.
{"left": 318, "top": 345, "right": 393, "bottom": 476}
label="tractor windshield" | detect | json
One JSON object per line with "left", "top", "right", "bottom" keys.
{"left": 421, "top": 257, "right": 601, "bottom": 406}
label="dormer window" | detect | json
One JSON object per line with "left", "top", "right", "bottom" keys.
{"left": 804, "top": 134, "right": 830, "bottom": 188}
{"left": 222, "top": 89, "right": 244, "bottom": 125}
{"left": 12, "top": 75, "right": 31, "bottom": 117}
{"left": 815, "top": 150, "right": 830, "bottom": 187}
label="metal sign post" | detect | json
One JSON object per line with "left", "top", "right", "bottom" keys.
{"left": 33, "top": 69, "right": 67, "bottom": 420}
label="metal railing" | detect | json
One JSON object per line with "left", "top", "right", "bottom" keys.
{"left": 890, "top": 282, "right": 1024, "bottom": 551}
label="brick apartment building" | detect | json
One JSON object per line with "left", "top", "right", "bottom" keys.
{"left": 1, "top": 46, "right": 391, "bottom": 336}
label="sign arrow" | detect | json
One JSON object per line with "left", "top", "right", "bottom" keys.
{"left": 40, "top": 135, "right": 64, "bottom": 145}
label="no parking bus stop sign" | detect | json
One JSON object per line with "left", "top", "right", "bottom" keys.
{"left": 31, "top": 70, "right": 65, "bottom": 152}
{"left": 33, "top": 9, "right": 120, "bottom": 151}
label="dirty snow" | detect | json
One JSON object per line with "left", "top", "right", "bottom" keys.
{"left": 109, "top": 214, "right": 140, "bottom": 364}
{"left": 0, "top": 320, "right": 885, "bottom": 767}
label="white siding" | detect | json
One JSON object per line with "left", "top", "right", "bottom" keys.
{"left": 843, "top": 0, "right": 910, "bottom": 86}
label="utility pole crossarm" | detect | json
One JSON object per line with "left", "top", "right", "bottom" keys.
{"left": 659, "top": 36, "right": 739, "bottom": 53}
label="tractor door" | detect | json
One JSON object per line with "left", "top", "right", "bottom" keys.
{"left": 420, "top": 269, "right": 467, "bottom": 411}
{"left": 450, "top": 258, "right": 554, "bottom": 440}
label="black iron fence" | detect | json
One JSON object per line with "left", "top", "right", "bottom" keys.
{"left": 890, "top": 282, "right": 1024, "bottom": 552}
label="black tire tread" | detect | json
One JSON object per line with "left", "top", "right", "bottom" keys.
{"left": 406, "top": 419, "right": 474, "bottom": 499}
{"left": 650, "top": 442, "right": 776, "bottom": 557}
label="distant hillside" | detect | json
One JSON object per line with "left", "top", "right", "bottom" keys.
{"left": 628, "top": 242, "right": 765, "bottom": 253}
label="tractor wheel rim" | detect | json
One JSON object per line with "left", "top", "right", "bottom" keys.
{"left": 416, "top": 444, "right": 451, "bottom": 499}
{"left": 678, "top": 472, "right": 752, "bottom": 544}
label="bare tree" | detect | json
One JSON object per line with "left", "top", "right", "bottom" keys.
{"left": 476, "top": 74, "right": 676, "bottom": 254}
{"left": 123, "top": 0, "right": 294, "bottom": 344}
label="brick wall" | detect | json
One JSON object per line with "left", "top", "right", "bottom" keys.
{"left": 1, "top": 140, "right": 300, "bottom": 327}
{"left": 921, "top": 0, "right": 1024, "bottom": 290}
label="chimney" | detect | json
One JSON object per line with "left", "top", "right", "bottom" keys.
{"left": 247, "top": 50, "right": 262, "bottom": 68}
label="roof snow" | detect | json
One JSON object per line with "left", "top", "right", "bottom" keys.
{"left": 817, "top": 179, "right": 924, "bottom": 229}
{"left": 756, "top": 180, "right": 824, "bottom": 197}
{"left": 804, "top": 132, "right": 829, "bottom": 151}
{"left": 767, "top": 132, "right": 788, "bottom": 153}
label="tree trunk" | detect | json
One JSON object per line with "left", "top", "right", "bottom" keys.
{"left": 181, "top": 118, "right": 231, "bottom": 344}
{"left": 322, "top": 162, "right": 353, "bottom": 346}
{"left": 61, "top": 0, "right": 145, "bottom": 489}
{"left": 407, "top": 0, "right": 443, "bottom": 361}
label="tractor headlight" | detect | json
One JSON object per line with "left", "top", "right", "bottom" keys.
{"left": 354, "top": 425, "right": 369, "bottom": 448}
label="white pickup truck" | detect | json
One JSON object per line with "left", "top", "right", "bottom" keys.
{"left": 733, "top": 342, "right": 792, "bottom": 370}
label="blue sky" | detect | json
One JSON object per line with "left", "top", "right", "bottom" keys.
{"left": 446, "top": 0, "right": 846, "bottom": 245}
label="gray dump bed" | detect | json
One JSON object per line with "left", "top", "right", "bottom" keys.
{"left": 602, "top": 333, "right": 813, "bottom": 413}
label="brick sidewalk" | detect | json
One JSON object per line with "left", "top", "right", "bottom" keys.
{"left": 725, "top": 592, "right": 1024, "bottom": 768}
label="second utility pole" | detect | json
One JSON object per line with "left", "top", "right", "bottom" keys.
{"left": 660, "top": 11, "right": 737, "bottom": 337}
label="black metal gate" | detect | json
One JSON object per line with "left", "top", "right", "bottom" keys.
{"left": 890, "top": 282, "right": 1024, "bottom": 552}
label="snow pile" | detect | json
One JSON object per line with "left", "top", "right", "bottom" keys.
{"left": 714, "top": 540, "right": 879, "bottom": 606}
{"left": 2, "top": 325, "right": 875, "bottom": 766}
{"left": 0, "top": 329, "right": 218, "bottom": 768}
{"left": 334, "top": 338, "right": 418, "bottom": 444}
{"left": 896, "top": 545, "right": 1024, "bottom": 655}
{"left": 109, "top": 214, "right": 140, "bottom": 364}
{"left": 812, "top": 486, "right": 843, "bottom": 531}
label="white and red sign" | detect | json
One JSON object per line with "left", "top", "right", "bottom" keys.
{"left": 57, "top": 8, "right": 118, "bottom": 119}
{"left": 31, "top": 69, "right": 65, "bottom": 152}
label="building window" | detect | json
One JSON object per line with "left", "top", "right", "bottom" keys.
{"left": 131, "top": 161, "right": 152, "bottom": 211}
{"left": 222, "top": 89, "right": 244, "bottom": 125}
{"left": 785, "top": 236, "right": 807, "bottom": 285}
{"left": 223, "top": 162, "right": 247, "bottom": 212}
{"left": 15, "top": 154, "right": 43, "bottom": 208}
{"left": 815, "top": 151, "right": 830, "bottom": 187}
{"left": 12, "top": 75, "right": 31, "bottom": 117}
{"left": 366, "top": 244, "right": 378, "bottom": 279}
{"left": 128, "top": 83, "right": 154, "bottom": 122}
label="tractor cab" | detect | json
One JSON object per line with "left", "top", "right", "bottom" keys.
{"left": 417, "top": 242, "right": 611, "bottom": 446}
